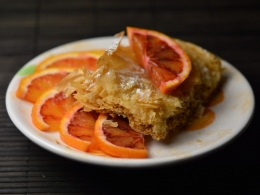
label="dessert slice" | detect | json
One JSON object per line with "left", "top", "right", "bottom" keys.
{"left": 59, "top": 29, "right": 222, "bottom": 140}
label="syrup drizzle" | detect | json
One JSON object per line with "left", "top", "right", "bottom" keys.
{"left": 184, "top": 89, "right": 224, "bottom": 131}
{"left": 207, "top": 89, "right": 224, "bottom": 107}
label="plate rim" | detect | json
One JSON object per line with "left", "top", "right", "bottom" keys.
{"left": 5, "top": 37, "right": 255, "bottom": 167}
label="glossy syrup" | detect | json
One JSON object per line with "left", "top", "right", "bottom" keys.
{"left": 184, "top": 89, "right": 224, "bottom": 131}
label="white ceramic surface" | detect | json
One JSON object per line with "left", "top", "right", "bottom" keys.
{"left": 6, "top": 37, "right": 255, "bottom": 167}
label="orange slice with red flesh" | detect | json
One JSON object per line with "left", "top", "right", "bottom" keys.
{"left": 16, "top": 68, "right": 74, "bottom": 103}
{"left": 95, "top": 114, "right": 148, "bottom": 158}
{"left": 127, "top": 27, "right": 192, "bottom": 94}
{"left": 60, "top": 104, "right": 98, "bottom": 152}
{"left": 35, "top": 50, "right": 105, "bottom": 72}
{"left": 31, "top": 89, "right": 76, "bottom": 131}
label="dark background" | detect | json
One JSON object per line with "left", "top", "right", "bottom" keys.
{"left": 1, "top": 0, "right": 259, "bottom": 194}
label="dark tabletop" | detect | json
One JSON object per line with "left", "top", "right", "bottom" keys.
{"left": 1, "top": 0, "right": 259, "bottom": 194}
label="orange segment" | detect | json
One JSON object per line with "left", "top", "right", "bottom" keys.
{"left": 127, "top": 27, "right": 192, "bottom": 94}
{"left": 35, "top": 50, "right": 105, "bottom": 72}
{"left": 95, "top": 114, "right": 148, "bottom": 158}
{"left": 31, "top": 89, "right": 76, "bottom": 131}
{"left": 59, "top": 104, "right": 98, "bottom": 152}
{"left": 16, "top": 68, "right": 74, "bottom": 103}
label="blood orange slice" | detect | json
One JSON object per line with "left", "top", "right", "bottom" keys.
{"left": 16, "top": 68, "right": 74, "bottom": 103}
{"left": 127, "top": 27, "right": 192, "bottom": 94}
{"left": 95, "top": 114, "right": 148, "bottom": 158}
{"left": 35, "top": 50, "right": 104, "bottom": 72}
{"left": 60, "top": 104, "right": 103, "bottom": 152}
{"left": 31, "top": 89, "right": 76, "bottom": 131}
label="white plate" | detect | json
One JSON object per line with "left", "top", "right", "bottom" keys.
{"left": 6, "top": 37, "right": 255, "bottom": 167}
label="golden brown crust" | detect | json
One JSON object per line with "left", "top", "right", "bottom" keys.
{"left": 59, "top": 38, "right": 222, "bottom": 140}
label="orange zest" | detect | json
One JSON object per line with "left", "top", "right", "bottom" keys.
{"left": 127, "top": 26, "right": 191, "bottom": 94}
{"left": 35, "top": 50, "right": 104, "bottom": 72}
{"left": 31, "top": 89, "right": 76, "bottom": 131}
{"left": 95, "top": 114, "right": 148, "bottom": 158}
{"left": 16, "top": 68, "right": 74, "bottom": 103}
